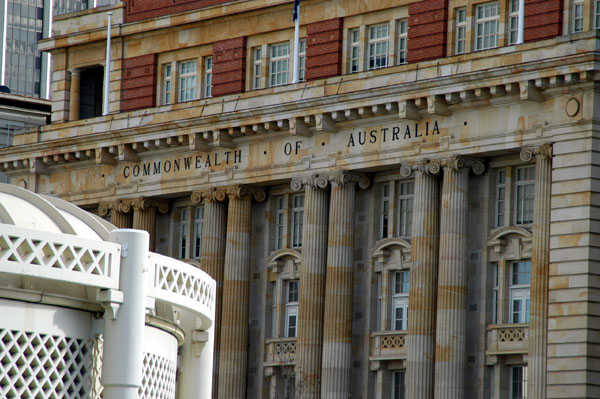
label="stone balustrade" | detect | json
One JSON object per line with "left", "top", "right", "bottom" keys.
{"left": 370, "top": 331, "right": 407, "bottom": 361}
{"left": 486, "top": 324, "right": 529, "bottom": 355}
{"left": 264, "top": 337, "right": 297, "bottom": 366}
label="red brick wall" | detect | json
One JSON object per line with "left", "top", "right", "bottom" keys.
{"left": 407, "top": 0, "right": 448, "bottom": 63}
{"left": 121, "top": 54, "right": 157, "bottom": 112}
{"left": 524, "top": 0, "right": 563, "bottom": 42}
{"left": 212, "top": 37, "right": 246, "bottom": 97}
{"left": 125, "top": 0, "right": 233, "bottom": 23}
{"left": 306, "top": 18, "right": 343, "bottom": 81}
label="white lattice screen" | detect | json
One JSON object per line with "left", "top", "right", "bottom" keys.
{"left": 139, "top": 352, "right": 177, "bottom": 399}
{"left": 0, "top": 329, "right": 98, "bottom": 399}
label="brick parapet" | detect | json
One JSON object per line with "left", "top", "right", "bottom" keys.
{"left": 524, "top": 0, "right": 563, "bottom": 42}
{"left": 407, "top": 0, "right": 448, "bottom": 63}
{"left": 306, "top": 17, "right": 343, "bottom": 82}
{"left": 125, "top": 0, "right": 234, "bottom": 23}
{"left": 212, "top": 37, "right": 246, "bottom": 97}
{"left": 121, "top": 54, "right": 157, "bottom": 113}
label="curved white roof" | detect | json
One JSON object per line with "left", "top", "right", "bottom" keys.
{"left": 0, "top": 183, "right": 114, "bottom": 241}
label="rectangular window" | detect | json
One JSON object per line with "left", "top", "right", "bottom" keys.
{"left": 178, "top": 60, "right": 197, "bottom": 102}
{"left": 252, "top": 47, "right": 262, "bottom": 89}
{"left": 270, "top": 42, "right": 290, "bottom": 87}
{"left": 271, "top": 282, "right": 277, "bottom": 338}
{"left": 455, "top": 8, "right": 467, "bottom": 54}
{"left": 595, "top": 0, "right": 600, "bottom": 29}
{"left": 515, "top": 166, "right": 535, "bottom": 225}
{"left": 368, "top": 23, "right": 390, "bottom": 70}
{"left": 398, "top": 19, "right": 408, "bottom": 65}
{"left": 275, "top": 196, "right": 285, "bottom": 250}
{"left": 194, "top": 206, "right": 204, "bottom": 258}
{"left": 381, "top": 183, "right": 390, "bottom": 239}
{"left": 397, "top": 181, "right": 414, "bottom": 237}
{"left": 573, "top": 0, "right": 584, "bottom": 33}
{"left": 299, "top": 39, "right": 307, "bottom": 81}
{"left": 510, "top": 261, "right": 531, "bottom": 323}
{"left": 508, "top": 0, "right": 519, "bottom": 45}
{"left": 510, "top": 366, "right": 528, "bottom": 399}
{"left": 492, "top": 263, "right": 499, "bottom": 324}
{"left": 496, "top": 169, "right": 506, "bottom": 227}
{"left": 393, "top": 370, "right": 406, "bottom": 399}
{"left": 285, "top": 280, "right": 299, "bottom": 337}
{"left": 291, "top": 194, "right": 304, "bottom": 248}
{"left": 162, "top": 63, "right": 172, "bottom": 105}
{"left": 392, "top": 270, "right": 410, "bottom": 331}
{"left": 179, "top": 208, "right": 187, "bottom": 259}
{"left": 204, "top": 56, "right": 212, "bottom": 98}
{"left": 475, "top": 2, "right": 499, "bottom": 50}
{"left": 349, "top": 28, "right": 360, "bottom": 73}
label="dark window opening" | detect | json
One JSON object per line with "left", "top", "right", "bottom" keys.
{"left": 80, "top": 66, "right": 103, "bottom": 119}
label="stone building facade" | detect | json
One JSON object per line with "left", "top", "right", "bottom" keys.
{"left": 0, "top": 0, "right": 598, "bottom": 398}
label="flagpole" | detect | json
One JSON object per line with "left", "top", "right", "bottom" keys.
{"left": 103, "top": 12, "right": 112, "bottom": 116}
{"left": 292, "top": 3, "right": 300, "bottom": 84}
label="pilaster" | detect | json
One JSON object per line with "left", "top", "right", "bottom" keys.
{"left": 320, "top": 172, "right": 369, "bottom": 399}
{"left": 290, "top": 174, "right": 330, "bottom": 399}
{"left": 217, "top": 185, "right": 265, "bottom": 399}
{"left": 522, "top": 145, "right": 552, "bottom": 399}
{"left": 121, "top": 197, "right": 169, "bottom": 251}
{"left": 68, "top": 69, "right": 81, "bottom": 121}
{"left": 401, "top": 161, "right": 440, "bottom": 399}
{"left": 191, "top": 188, "right": 228, "bottom": 399}
{"left": 434, "top": 156, "right": 484, "bottom": 399}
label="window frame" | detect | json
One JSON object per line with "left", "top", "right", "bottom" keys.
{"left": 396, "top": 181, "right": 414, "bottom": 237}
{"left": 514, "top": 166, "right": 535, "bottom": 225}
{"left": 252, "top": 46, "right": 263, "bottom": 90}
{"left": 508, "top": 0, "right": 520, "bottom": 45}
{"left": 193, "top": 205, "right": 204, "bottom": 258}
{"left": 380, "top": 182, "right": 390, "bottom": 239}
{"left": 392, "top": 370, "right": 406, "bottom": 399}
{"left": 391, "top": 270, "right": 410, "bottom": 331}
{"left": 510, "top": 365, "right": 528, "bottom": 399}
{"left": 161, "top": 63, "right": 172, "bottom": 105}
{"left": 203, "top": 56, "right": 212, "bottom": 98}
{"left": 275, "top": 196, "right": 285, "bottom": 250}
{"left": 178, "top": 59, "right": 198, "bottom": 102}
{"left": 179, "top": 207, "right": 188, "bottom": 259}
{"left": 349, "top": 28, "right": 360, "bottom": 73}
{"left": 509, "top": 261, "right": 531, "bottom": 324}
{"left": 475, "top": 2, "right": 500, "bottom": 51}
{"left": 455, "top": 7, "right": 467, "bottom": 54}
{"left": 368, "top": 23, "right": 390, "bottom": 70}
{"left": 285, "top": 280, "right": 299, "bottom": 338}
{"left": 269, "top": 42, "right": 291, "bottom": 87}
{"left": 595, "top": 0, "right": 600, "bottom": 29}
{"left": 397, "top": 19, "right": 408, "bottom": 65}
{"left": 298, "top": 38, "right": 307, "bottom": 82}
{"left": 291, "top": 194, "right": 304, "bottom": 248}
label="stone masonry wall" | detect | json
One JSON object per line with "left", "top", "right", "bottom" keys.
{"left": 121, "top": 54, "right": 157, "bottom": 112}
{"left": 407, "top": 0, "right": 448, "bottom": 63}
{"left": 212, "top": 37, "right": 246, "bottom": 97}
{"left": 524, "top": 0, "right": 563, "bottom": 42}
{"left": 306, "top": 18, "right": 343, "bottom": 82}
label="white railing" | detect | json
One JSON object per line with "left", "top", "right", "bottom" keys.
{"left": 265, "top": 337, "right": 297, "bottom": 366}
{"left": 370, "top": 330, "right": 407, "bottom": 360}
{"left": 486, "top": 324, "right": 529, "bottom": 355}
{"left": 0, "top": 224, "right": 120, "bottom": 289}
{"left": 147, "top": 253, "right": 216, "bottom": 328}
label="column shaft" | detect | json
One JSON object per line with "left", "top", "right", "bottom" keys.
{"left": 69, "top": 70, "right": 80, "bottom": 121}
{"left": 133, "top": 207, "right": 157, "bottom": 251}
{"left": 321, "top": 182, "right": 356, "bottom": 399}
{"left": 201, "top": 199, "right": 227, "bottom": 399}
{"left": 111, "top": 210, "right": 132, "bottom": 229}
{"left": 295, "top": 184, "right": 329, "bottom": 399}
{"left": 406, "top": 169, "right": 439, "bottom": 399}
{"left": 527, "top": 150, "right": 552, "bottom": 398}
{"left": 434, "top": 166, "right": 469, "bottom": 399}
{"left": 218, "top": 195, "right": 252, "bottom": 399}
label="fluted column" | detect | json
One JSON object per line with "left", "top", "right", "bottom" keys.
{"left": 523, "top": 145, "right": 552, "bottom": 399}
{"left": 320, "top": 172, "right": 369, "bottom": 399}
{"left": 291, "top": 175, "right": 329, "bottom": 399}
{"left": 402, "top": 162, "right": 440, "bottom": 399}
{"left": 124, "top": 198, "right": 169, "bottom": 251}
{"left": 69, "top": 69, "right": 81, "bottom": 121}
{"left": 434, "top": 157, "right": 484, "bottom": 399}
{"left": 192, "top": 189, "right": 227, "bottom": 399}
{"left": 218, "top": 185, "right": 265, "bottom": 399}
{"left": 98, "top": 200, "right": 133, "bottom": 229}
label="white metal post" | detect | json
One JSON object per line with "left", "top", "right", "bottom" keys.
{"left": 517, "top": 0, "right": 525, "bottom": 44}
{"left": 292, "top": 4, "right": 300, "bottom": 84}
{"left": 102, "top": 229, "right": 149, "bottom": 399}
{"left": 103, "top": 12, "right": 112, "bottom": 116}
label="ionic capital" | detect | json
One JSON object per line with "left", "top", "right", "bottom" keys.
{"left": 122, "top": 197, "right": 169, "bottom": 214}
{"left": 291, "top": 171, "right": 369, "bottom": 191}
{"left": 191, "top": 188, "right": 227, "bottom": 204}
{"left": 98, "top": 200, "right": 119, "bottom": 217}
{"left": 224, "top": 185, "right": 266, "bottom": 202}
{"left": 438, "top": 156, "right": 485, "bottom": 175}
{"left": 520, "top": 144, "right": 552, "bottom": 162}
{"left": 400, "top": 160, "right": 441, "bottom": 177}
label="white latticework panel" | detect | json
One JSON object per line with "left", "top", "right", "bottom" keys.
{"left": 139, "top": 352, "right": 177, "bottom": 399}
{"left": 0, "top": 329, "right": 96, "bottom": 399}
{"left": 0, "top": 224, "right": 120, "bottom": 289}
